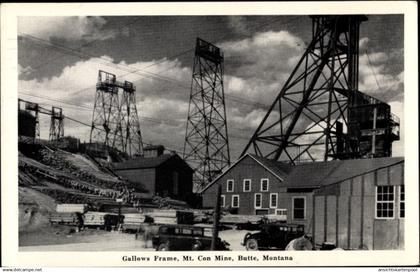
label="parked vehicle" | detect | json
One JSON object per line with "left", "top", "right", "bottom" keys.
{"left": 152, "top": 224, "right": 230, "bottom": 251}
{"left": 242, "top": 223, "right": 304, "bottom": 250}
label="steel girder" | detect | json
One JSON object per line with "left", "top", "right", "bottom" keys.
{"left": 241, "top": 16, "right": 367, "bottom": 164}
{"left": 120, "top": 82, "right": 144, "bottom": 157}
{"left": 90, "top": 70, "right": 125, "bottom": 153}
{"left": 49, "top": 106, "right": 64, "bottom": 141}
{"left": 184, "top": 38, "right": 231, "bottom": 189}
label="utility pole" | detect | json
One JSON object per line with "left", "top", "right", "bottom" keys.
{"left": 211, "top": 185, "right": 222, "bottom": 250}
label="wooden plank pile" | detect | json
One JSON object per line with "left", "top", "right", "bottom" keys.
{"left": 84, "top": 211, "right": 120, "bottom": 228}
{"left": 192, "top": 210, "right": 209, "bottom": 223}
{"left": 49, "top": 212, "right": 80, "bottom": 225}
{"left": 219, "top": 214, "right": 263, "bottom": 224}
{"left": 147, "top": 209, "right": 194, "bottom": 225}
{"left": 152, "top": 196, "right": 189, "bottom": 209}
{"left": 121, "top": 213, "right": 152, "bottom": 231}
{"left": 56, "top": 204, "right": 87, "bottom": 213}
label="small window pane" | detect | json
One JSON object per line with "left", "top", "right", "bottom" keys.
{"left": 293, "top": 198, "right": 305, "bottom": 219}
{"left": 376, "top": 186, "right": 394, "bottom": 219}
{"left": 400, "top": 185, "right": 405, "bottom": 218}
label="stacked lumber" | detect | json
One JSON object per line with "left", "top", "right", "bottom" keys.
{"left": 84, "top": 211, "right": 119, "bottom": 227}
{"left": 152, "top": 196, "right": 189, "bottom": 209}
{"left": 219, "top": 214, "right": 263, "bottom": 224}
{"left": 49, "top": 212, "right": 80, "bottom": 225}
{"left": 56, "top": 204, "right": 87, "bottom": 213}
{"left": 121, "top": 213, "right": 152, "bottom": 231}
{"left": 147, "top": 209, "right": 194, "bottom": 225}
{"left": 192, "top": 210, "right": 209, "bottom": 223}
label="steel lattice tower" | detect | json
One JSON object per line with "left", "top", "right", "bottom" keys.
{"left": 120, "top": 81, "right": 144, "bottom": 157}
{"left": 90, "top": 70, "right": 125, "bottom": 152}
{"left": 183, "top": 38, "right": 231, "bottom": 188}
{"left": 241, "top": 15, "right": 380, "bottom": 163}
{"left": 49, "top": 106, "right": 64, "bottom": 141}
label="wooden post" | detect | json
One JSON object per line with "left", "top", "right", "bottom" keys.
{"left": 371, "top": 107, "right": 377, "bottom": 156}
{"left": 211, "top": 185, "right": 222, "bottom": 250}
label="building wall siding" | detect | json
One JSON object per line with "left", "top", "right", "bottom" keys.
{"left": 155, "top": 159, "right": 193, "bottom": 200}
{"left": 202, "top": 156, "right": 283, "bottom": 214}
{"left": 114, "top": 168, "right": 156, "bottom": 197}
{"left": 313, "top": 161, "right": 404, "bottom": 250}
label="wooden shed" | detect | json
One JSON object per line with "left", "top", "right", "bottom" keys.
{"left": 308, "top": 157, "right": 404, "bottom": 249}
{"left": 201, "top": 153, "right": 404, "bottom": 250}
{"left": 112, "top": 151, "right": 193, "bottom": 202}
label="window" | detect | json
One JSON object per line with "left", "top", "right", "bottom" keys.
{"left": 254, "top": 193, "right": 262, "bottom": 208}
{"left": 376, "top": 185, "right": 395, "bottom": 219}
{"left": 232, "top": 195, "right": 239, "bottom": 208}
{"left": 243, "top": 179, "right": 251, "bottom": 192}
{"left": 260, "top": 178, "right": 269, "bottom": 192}
{"left": 227, "top": 179, "right": 234, "bottom": 192}
{"left": 399, "top": 185, "right": 405, "bottom": 218}
{"left": 292, "top": 197, "right": 306, "bottom": 220}
{"left": 220, "top": 195, "right": 225, "bottom": 207}
{"left": 275, "top": 209, "right": 287, "bottom": 216}
{"left": 270, "top": 193, "right": 278, "bottom": 208}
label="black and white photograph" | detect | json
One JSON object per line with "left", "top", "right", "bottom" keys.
{"left": 1, "top": 1, "right": 418, "bottom": 268}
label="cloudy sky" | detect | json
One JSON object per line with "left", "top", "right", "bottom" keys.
{"left": 18, "top": 15, "right": 404, "bottom": 159}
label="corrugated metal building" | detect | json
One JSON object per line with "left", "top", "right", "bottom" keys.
{"left": 201, "top": 154, "right": 404, "bottom": 249}
{"left": 112, "top": 148, "right": 193, "bottom": 201}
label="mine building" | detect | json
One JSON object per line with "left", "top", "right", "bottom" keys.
{"left": 201, "top": 154, "right": 404, "bottom": 249}
{"left": 112, "top": 145, "right": 193, "bottom": 202}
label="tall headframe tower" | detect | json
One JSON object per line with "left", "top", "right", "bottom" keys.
{"left": 184, "top": 38, "right": 231, "bottom": 188}
{"left": 241, "top": 15, "right": 399, "bottom": 163}
{"left": 49, "top": 106, "right": 64, "bottom": 141}
{"left": 120, "top": 81, "right": 144, "bottom": 157}
{"left": 90, "top": 70, "right": 125, "bottom": 152}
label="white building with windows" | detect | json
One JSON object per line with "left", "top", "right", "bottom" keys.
{"left": 201, "top": 153, "right": 404, "bottom": 250}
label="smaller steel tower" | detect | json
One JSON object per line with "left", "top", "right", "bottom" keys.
{"left": 183, "top": 38, "right": 231, "bottom": 189}
{"left": 49, "top": 106, "right": 64, "bottom": 141}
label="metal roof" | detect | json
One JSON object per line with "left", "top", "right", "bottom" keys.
{"left": 283, "top": 156, "right": 404, "bottom": 189}
{"left": 248, "top": 154, "right": 293, "bottom": 180}
{"left": 200, "top": 154, "right": 404, "bottom": 193}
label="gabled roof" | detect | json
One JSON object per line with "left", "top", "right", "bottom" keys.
{"left": 112, "top": 153, "right": 192, "bottom": 171}
{"left": 200, "top": 154, "right": 404, "bottom": 193}
{"left": 283, "top": 156, "right": 404, "bottom": 189}
{"left": 249, "top": 154, "right": 292, "bottom": 180}
{"left": 200, "top": 153, "right": 291, "bottom": 193}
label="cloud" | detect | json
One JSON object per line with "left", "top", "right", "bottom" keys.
{"left": 220, "top": 30, "right": 304, "bottom": 81}
{"left": 18, "top": 64, "right": 34, "bottom": 77}
{"left": 227, "top": 16, "right": 249, "bottom": 35}
{"left": 18, "top": 56, "right": 191, "bottom": 144}
{"left": 358, "top": 38, "right": 404, "bottom": 102}
{"left": 388, "top": 101, "right": 404, "bottom": 157}
{"left": 18, "top": 16, "right": 116, "bottom": 42}
{"left": 18, "top": 28, "right": 404, "bottom": 161}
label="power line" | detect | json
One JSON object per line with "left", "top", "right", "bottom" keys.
{"left": 19, "top": 92, "right": 253, "bottom": 141}
{"left": 19, "top": 16, "right": 301, "bottom": 109}
{"left": 365, "top": 49, "right": 382, "bottom": 90}
{"left": 28, "top": 17, "right": 147, "bottom": 71}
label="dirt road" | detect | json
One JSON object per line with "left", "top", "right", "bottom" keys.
{"left": 19, "top": 229, "right": 251, "bottom": 251}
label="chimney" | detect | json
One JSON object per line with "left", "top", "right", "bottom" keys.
{"left": 143, "top": 145, "right": 165, "bottom": 158}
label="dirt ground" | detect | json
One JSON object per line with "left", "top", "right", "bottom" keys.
{"left": 19, "top": 226, "right": 252, "bottom": 251}
{"left": 19, "top": 187, "right": 254, "bottom": 251}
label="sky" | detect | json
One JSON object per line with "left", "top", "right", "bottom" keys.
{"left": 17, "top": 15, "right": 404, "bottom": 160}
